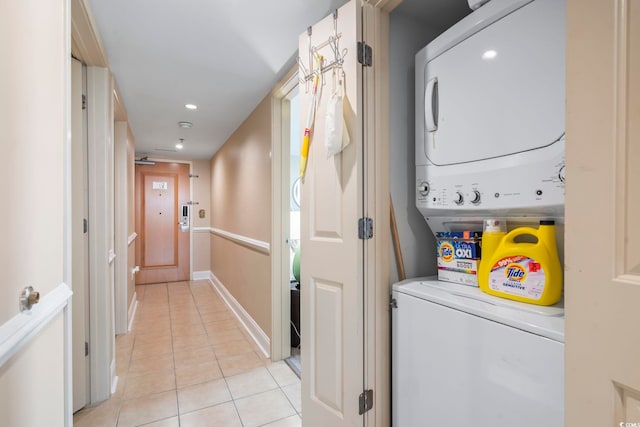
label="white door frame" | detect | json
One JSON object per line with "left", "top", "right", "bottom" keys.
{"left": 270, "top": 67, "right": 299, "bottom": 361}
{"left": 63, "top": 0, "right": 74, "bottom": 423}
{"left": 114, "top": 121, "right": 130, "bottom": 335}
{"left": 70, "top": 57, "right": 92, "bottom": 412}
{"left": 363, "top": 5, "right": 391, "bottom": 426}
{"left": 86, "top": 66, "right": 116, "bottom": 404}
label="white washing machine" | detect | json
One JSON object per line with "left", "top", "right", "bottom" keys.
{"left": 392, "top": 279, "right": 564, "bottom": 427}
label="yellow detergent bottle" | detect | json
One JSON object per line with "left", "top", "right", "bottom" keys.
{"left": 478, "top": 220, "right": 562, "bottom": 306}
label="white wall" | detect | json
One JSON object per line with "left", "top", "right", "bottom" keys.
{"left": 388, "top": 11, "right": 442, "bottom": 282}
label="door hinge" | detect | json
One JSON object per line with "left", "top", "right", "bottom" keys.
{"left": 390, "top": 298, "right": 398, "bottom": 309}
{"left": 357, "top": 41, "right": 372, "bottom": 67}
{"left": 359, "top": 389, "right": 374, "bottom": 414}
{"left": 82, "top": 94, "right": 87, "bottom": 110}
{"left": 85, "top": 341, "right": 89, "bottom": 357}
{"left": 358, "top": 217, "right": 373, "bottom": 240}
{"left": 83, "top": 218, "right": 88, "bottom": 234}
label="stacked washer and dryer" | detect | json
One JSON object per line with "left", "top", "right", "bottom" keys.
{"left": 392, "top": 0, "right": 566, "bottom": 426}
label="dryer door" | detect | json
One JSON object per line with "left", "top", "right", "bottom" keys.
{"left": 422, "top": 0, "right": 564, "bottom": 166}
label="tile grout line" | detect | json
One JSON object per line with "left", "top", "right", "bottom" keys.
{"left": 196, "top": 279, "right": 248, "bottom": 426}
{"left": 171, "top": 282, "right": 186, "bottom": 427}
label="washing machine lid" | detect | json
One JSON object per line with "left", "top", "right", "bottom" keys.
{"left": 393, "top": 278, "right": 565, "bottom": 342}
{"left": 421, "top": 0, "right": 565, "bottom": 166}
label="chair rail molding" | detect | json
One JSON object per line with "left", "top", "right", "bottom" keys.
{"left": 0, "top": 283, "right": 73, "bottom": 367}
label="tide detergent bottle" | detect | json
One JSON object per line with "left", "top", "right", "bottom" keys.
{"left": 478, "top": 220, "right": 562, "bottom": 306}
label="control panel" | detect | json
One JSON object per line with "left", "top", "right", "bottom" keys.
{"left": 416, "top": 146, "right": 565, "bottom": 216}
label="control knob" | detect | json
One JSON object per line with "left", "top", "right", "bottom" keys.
{"left": 418, "top": 181, "right": 430, "bottom": 196}
{"left": 470, "top": 190, "right": 481, "bottom": 205}
{"left": 454, "top": 192, "right": 464, "bottom": 205}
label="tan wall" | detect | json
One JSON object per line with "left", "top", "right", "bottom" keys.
{"left": 210, "top": 94, "right": 272, "bottom": 337}
{"left": 192, "top": 160, "right": 211, "bottom": 272}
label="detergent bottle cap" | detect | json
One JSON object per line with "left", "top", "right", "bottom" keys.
{"left": 483, "top": 219, "right": 506, "bottom": 233}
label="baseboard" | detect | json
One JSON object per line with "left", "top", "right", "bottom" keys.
{"left": 110, "top": 360, "right": 118, "bottom": 395}
{"left": 207, "top": 271, "right": 270, "bottom": 358}
{"left": 127, "top": 292, "right": 138, "bottom": 332}
{"left": 192, "top": 271, "right": 210, "bottom": 281}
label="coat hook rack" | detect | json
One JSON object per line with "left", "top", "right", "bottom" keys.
{"left": 298, "top": 9, "right": 347, "bottom": 89}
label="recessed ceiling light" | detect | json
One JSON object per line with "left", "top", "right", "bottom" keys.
{"left": 176, "top": 139, "right": 184, "bottom": 150}
{"left": 185, "top": 104, "right": 197, "bottom": 110}
{"left": 482, "top": 50, "right": 497, "bottom": 60}
{"left": 178, "top": 121, "right": 193, "bottom": 128}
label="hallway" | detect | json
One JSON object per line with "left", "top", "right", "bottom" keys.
{"left": 73, "top": 280, "right": 301, "bottom": 427}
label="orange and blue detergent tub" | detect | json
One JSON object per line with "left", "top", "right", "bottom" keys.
{"left": 436, "top": 231, "right": 482, "bottom": 286}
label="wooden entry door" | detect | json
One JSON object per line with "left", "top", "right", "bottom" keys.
{"left": 565, "top": 0, "right": 640, "bottom": 425}
{"left": 135, "top": 162, "right": 190, "bottom": 284}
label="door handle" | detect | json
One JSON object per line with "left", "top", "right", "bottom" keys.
{"left": 425, "top": 77, "right": 438, "bottom": 132}
{"left": 20, "top": 286, "right": 40, "bottom": 312}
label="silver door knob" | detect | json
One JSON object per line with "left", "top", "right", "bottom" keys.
{"left": 20, "top": 286, "right": 40, "bottom": 312}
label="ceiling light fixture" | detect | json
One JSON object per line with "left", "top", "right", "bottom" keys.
{"left": 178, "top": 121, "right": 193, "bottom": 128}
{"left": 176, "top": 138, "right": 184, "bottom": 150}
{"left": 185, "top": 104, "right": 198, "bottom": 110}
{"left": 482, "top": 49, "right": 497, "bottom": 60}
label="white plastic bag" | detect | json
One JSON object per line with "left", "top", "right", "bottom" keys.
{"left": 325, "top": 72, "right": 350, "bottom": 157}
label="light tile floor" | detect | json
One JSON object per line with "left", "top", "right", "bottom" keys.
{"left": 74, "top": 280, "right": 301, "bottom": 427}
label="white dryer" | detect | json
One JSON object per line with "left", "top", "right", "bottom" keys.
{"left": 415, "top": 0, "right": 566, "bottom": 232}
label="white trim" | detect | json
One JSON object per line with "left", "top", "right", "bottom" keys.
{"left": 210, "top": 227, "right": 270, "bottom": 254}
{"left": 110, "top": 360, "right": 118, "bottom": 395}
{"left": 192, "top": 271, "right": 210, "bottom": 280}
{"left": 87, "top": 66, "right": 115, "bottom": 404}
{"left": 127, "top": 292, "right": 138, "bottom": 332}
{"left": 64, "top": 300, "right": 73, "bottom": 427}
{"left": 0, "top": 283, "right": 73, "bottom": 367}
{"left": 192, "top": 226, "right": 212, "bottom": 233}
{"left": 208, "top": 272, "right": 270, "bottom": 358}
{"left": 63, "top": 0, "right": 73, "bottom": 424}
{"left": 270, "top": 66, "right": 299, "bottom": 362}
{"left": 114, "top": 122, "right": 129, "bottom": 336}
{"left": 127, "top": 232, "right": 137, "bottom": 246}
{"left": 108, "top": 250, "right": 116, "bottom": 265}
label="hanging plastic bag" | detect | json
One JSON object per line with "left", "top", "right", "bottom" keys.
{"left": 325, "top": 70, "right": 349, "bottom": 157}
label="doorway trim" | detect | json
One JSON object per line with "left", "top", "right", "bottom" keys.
{"left": 63, "top": 0, "right": 73, "bottom": 423}
{"left": 270, "top": 66, "right": 299, "bottom": 361}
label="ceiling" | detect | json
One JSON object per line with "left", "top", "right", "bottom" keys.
{"left": 87, "top": 0, "right": 471, "bottom": 160}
